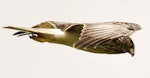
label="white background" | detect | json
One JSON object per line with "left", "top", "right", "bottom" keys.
{"left": 0, "top": 0, "right": 149, "bottom": 78}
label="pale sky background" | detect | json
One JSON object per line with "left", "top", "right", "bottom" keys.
{"left": 0, "top": 0, "right": 149, "bottom": 78}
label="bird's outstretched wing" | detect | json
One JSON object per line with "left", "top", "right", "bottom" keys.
{"left": 3, "top": 21, "right": 76, "bottom": 36}
{"left": 3, "top": 26, "right": 63, "bottom": 35}
{"left": 3, "top": 21, "right": 56, "bottom": 36}
{"left": 73, "top": 22, "right": 135, "bottom": 49}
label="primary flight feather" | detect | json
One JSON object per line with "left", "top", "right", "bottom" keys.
{"left": 3, "top": 21, "right": 141, "bottom": 56}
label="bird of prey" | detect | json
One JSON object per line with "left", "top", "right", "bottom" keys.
{"left": 3, "top": 21, "right": 141, "bottom": 56}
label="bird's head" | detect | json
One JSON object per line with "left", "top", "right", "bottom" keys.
{"left": 129, "top": 47, "right": 135, "bottom": 57}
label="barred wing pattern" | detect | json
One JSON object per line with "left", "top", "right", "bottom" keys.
{"left": 73, "top": 23, "right": 135, "bottom": 50}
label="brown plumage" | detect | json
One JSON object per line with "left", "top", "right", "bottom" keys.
{"left": 3, "top": 21, "right": 141, "bottom": 56}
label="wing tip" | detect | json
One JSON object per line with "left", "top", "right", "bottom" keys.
{"left": 3, "top": 26, "right": 17, "bottom": 29}
{"left": 3, "top": 26, "right": 11, "bottom": 28}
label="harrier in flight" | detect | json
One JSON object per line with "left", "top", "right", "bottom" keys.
{"left": 4, "top": 21, "right": 141, "bottom": 56}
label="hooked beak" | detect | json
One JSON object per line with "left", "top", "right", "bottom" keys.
{"left": 129, "top": 48, "right": 135, "bottom": 57}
